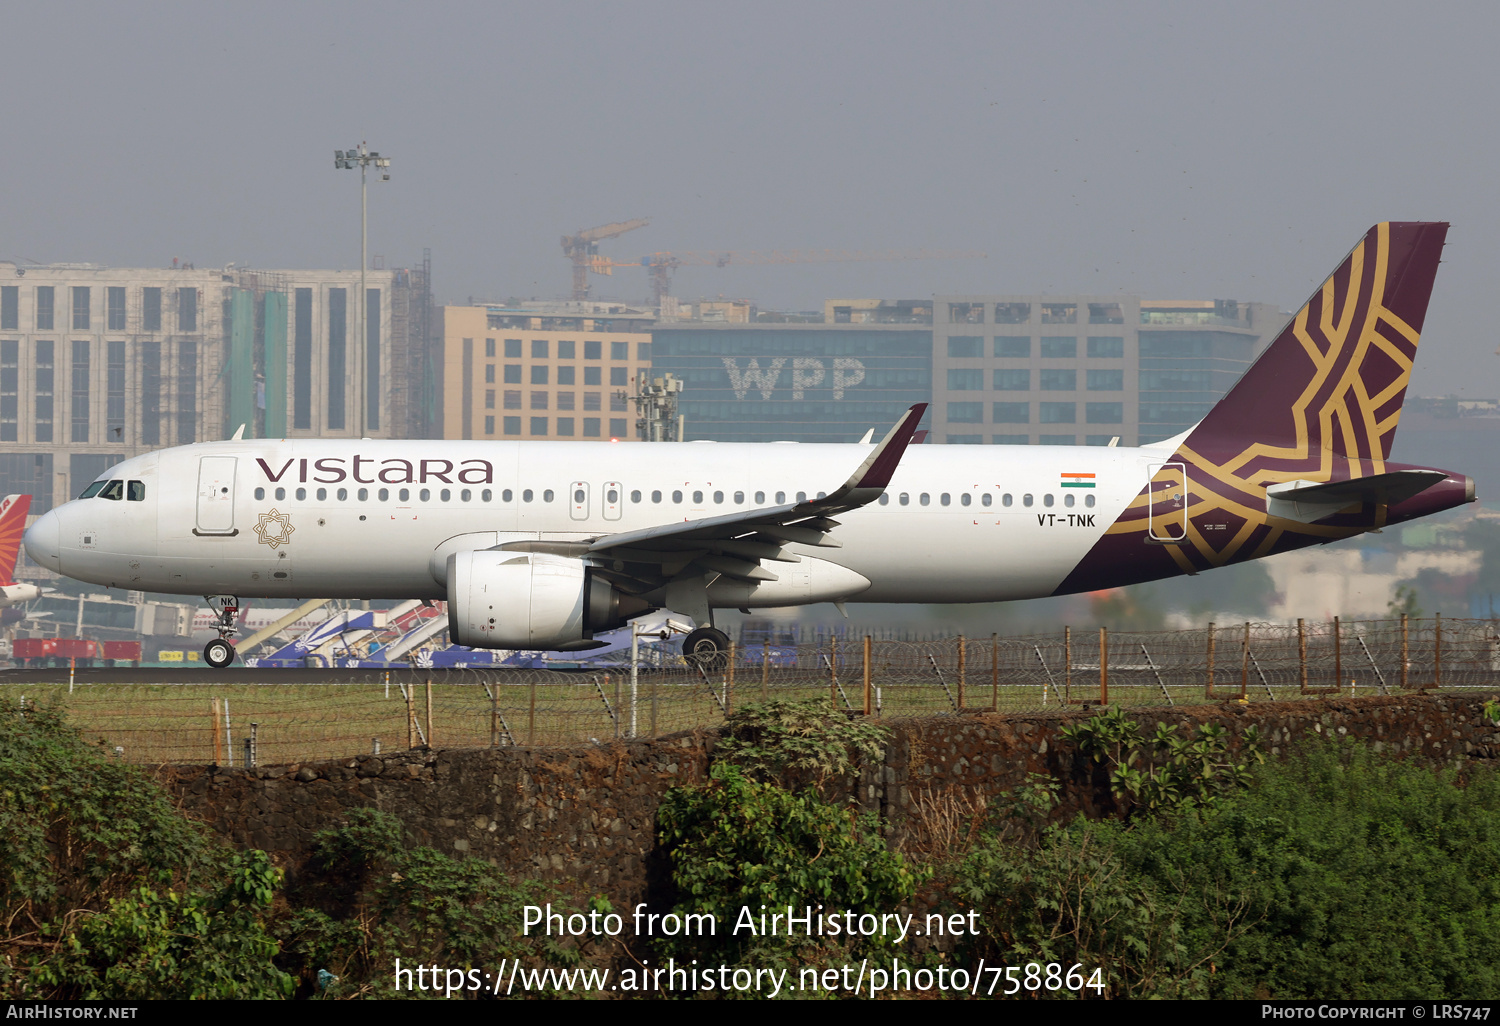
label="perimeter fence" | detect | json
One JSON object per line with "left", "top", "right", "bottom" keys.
{"left": 6, "top": 615, "right": 1499, "bottom": 766}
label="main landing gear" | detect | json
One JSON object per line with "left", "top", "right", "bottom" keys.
{"left": 203, "top": 595, "right": 239, "bottom": 669}
{"left": 682, "top": 626, "right": 731, "bottom": 673}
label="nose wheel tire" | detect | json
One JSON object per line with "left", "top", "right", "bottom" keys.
{"left": 682, "top": 626, "right": 731, "bottom": 673}
{"left": 204, "top": 639, "right": 236, "bottom": 669}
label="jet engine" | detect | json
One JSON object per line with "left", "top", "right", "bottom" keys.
{"left": 446, "top": 550, "right": 646, "bottom": 650}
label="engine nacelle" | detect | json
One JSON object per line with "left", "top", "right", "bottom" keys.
{"left": 446, "top": 550, "right": 643, "bottom": 649}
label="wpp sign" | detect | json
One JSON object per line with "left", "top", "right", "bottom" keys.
{"left": 721, "top": 357, "right": 867, "bottom": 400}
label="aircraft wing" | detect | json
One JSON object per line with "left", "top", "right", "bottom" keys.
{"left": 500, "top": 403, "right": 926, "bottom": 588}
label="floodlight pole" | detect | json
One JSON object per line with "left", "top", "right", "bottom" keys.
{"left": 334, "top": 143, "right": 391, "bottom": 437}
{"left": 360, "top": 154, "right": 367, "bottom": 437}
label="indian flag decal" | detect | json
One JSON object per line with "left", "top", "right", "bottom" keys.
{"left": 1060, "top": 472, "right": 1096, "bottom": 489}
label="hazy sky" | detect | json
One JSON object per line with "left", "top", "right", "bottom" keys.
{"left": 5, "top": 1, "right": 1499, "bottom": 394}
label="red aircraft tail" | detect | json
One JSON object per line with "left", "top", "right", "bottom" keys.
{"left": 0, "top": 495, "right": 33, "bottom": 585}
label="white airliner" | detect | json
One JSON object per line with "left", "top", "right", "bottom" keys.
{"left": 22, "top": 223, "right": 1473, "bottom": 668}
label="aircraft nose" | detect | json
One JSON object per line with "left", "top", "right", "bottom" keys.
{"left": 23, "top": 509, "right": 61, "bottom": 573}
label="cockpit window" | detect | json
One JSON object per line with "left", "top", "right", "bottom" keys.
{"left": 127, "top": 481, "right": 145, "bottom": 501}
{"left": 98, "top": 480, "right": 124, "bottom": 501}
{"left": 80, "top": 481, "right": 106, "bottom": 499}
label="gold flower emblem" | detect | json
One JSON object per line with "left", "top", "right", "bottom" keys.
{"left": 253, "top": 508, "right": 296, "bottom": 549}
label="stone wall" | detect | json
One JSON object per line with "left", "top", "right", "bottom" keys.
{"left": 160, "top": 693, "right": 1500, "bottom": 911}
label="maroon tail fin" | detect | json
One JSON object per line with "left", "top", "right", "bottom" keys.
{"left": 0, "top": 494, "right": 32, "bottom": 584}
{"left": 1182, "top": 222, "right": 1447, "bottom": 476}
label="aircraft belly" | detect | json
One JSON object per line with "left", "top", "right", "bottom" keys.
{"left": 823, "top": 511, "right": 1105, "bottom": 604}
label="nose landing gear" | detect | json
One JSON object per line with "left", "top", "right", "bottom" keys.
{"left": 204, "top": 637, "right": 235, "bottom": 669}
{"left": 203, "top": 594, "right": 239, "bottom": 669}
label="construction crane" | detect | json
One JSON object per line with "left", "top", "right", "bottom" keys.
{"left": 582, "top": 247, "right": 988, "bottom": 306}
{"left": 560, "top": 219, "right": 649, "bottom": 301}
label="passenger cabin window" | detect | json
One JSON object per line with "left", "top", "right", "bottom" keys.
{"left": 879, "top": 493, "right": 889, "bottom": 505}
{"left": 960, "top": 493, "right": 970, "bottom": 506}
{"left": 275, "top": 487, "right": 286, "bottom": 500}
{"left": 253, "top": 487, "right": 265, "bottom": 500}
{"left": 982, "top": 494, "right": 992, "bottom": 507}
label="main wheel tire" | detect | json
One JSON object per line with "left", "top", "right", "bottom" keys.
{"left": 682, "top": 626, "right": 731, "bottom": 673}
{"left": 204, "top": 638, "right": 235, "bottom": 669}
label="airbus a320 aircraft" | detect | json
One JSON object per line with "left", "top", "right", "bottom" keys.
{"left": 23, "top": 222, "right": 1473, "bottom": 668}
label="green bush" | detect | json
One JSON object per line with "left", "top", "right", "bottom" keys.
{"left": 0, "top": 700, "right": 215, "bottom": 919}
{"left": 277, "top": 808, "right": 583, "bottom": 998}
{"left": 0, "top": 700, "right": 290, "bottom": 999}
{"left": 955, "top": 737, "right": 1500, "bottom": 999}
{"left": 28, "top": 851, "right": 292, "bottom": 999}
{"left": 1118, "top": 740, "right": 1500, "bottom": 999}
{"left": 955, "top": 793, "right": 1217, "bottom": 999}
{"left": 715, "top": 697, "right": 889, "bottom": 788}
{"left": 650, "top": 700, "right": 922, "bottom": 985}
{"left": 1057, "top": 705, "right": 1264, "bottom": 816}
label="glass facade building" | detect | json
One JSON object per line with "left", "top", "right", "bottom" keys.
{"left": 930, "top": 296, "right": 1278, "bottom": 446}
{"left": 1137, "top": 329, "right": 1263, "bottom": 441}
{"left": 649, "top": 325, "right": 932, "bottom": 443}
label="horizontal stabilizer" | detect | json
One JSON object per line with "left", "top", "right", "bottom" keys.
{"left": 1266, "top": 470, "right": 1447, "bottom": 523}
